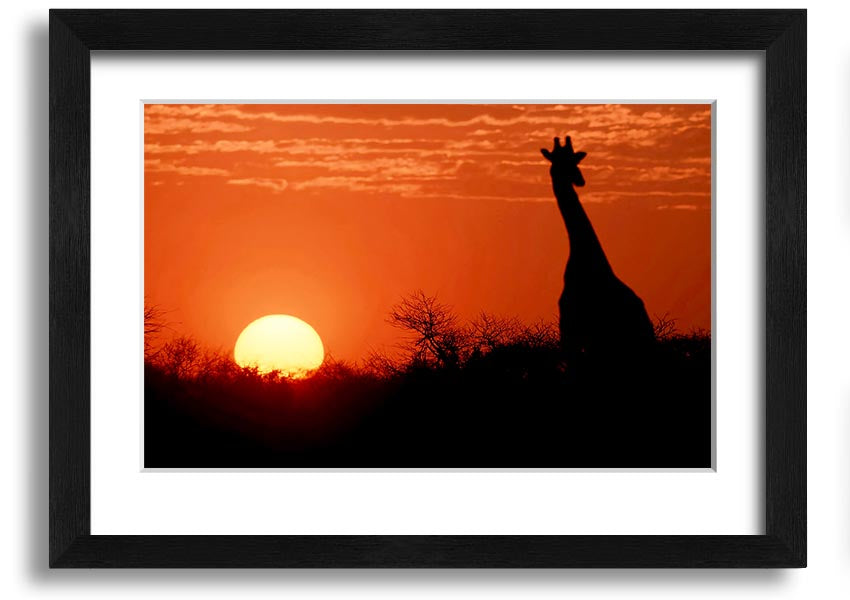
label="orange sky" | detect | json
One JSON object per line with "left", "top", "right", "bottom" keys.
{"left": 144, "top": 103, "right": 711, "bottom": 363}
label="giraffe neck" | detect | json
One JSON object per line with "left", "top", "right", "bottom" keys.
{"left": 555, "top": 183, "right": 613, "bottom": 275}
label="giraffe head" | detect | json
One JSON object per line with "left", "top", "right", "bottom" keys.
{"left": 541, "top": 136, "right": 587, "bottom": 188}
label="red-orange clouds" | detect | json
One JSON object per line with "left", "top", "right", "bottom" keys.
{"left": 144, "top": 103, "right": 711, "bottom": 361}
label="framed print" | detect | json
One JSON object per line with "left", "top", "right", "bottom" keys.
{"left": 49, "top": 9, "right": 806, "bottom": 567}
{"left": 142, "top": 100, "right": 712, "bottom": 469}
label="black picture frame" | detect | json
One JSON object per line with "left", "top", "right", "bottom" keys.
{"left": 49, "top": 9, "right": 806, "bottom": 568}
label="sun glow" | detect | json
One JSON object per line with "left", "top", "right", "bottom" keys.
{"left": 234, "top": 315, "right": 325, "bottom": 378}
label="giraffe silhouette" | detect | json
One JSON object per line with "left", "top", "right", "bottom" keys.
{"left": 542, "top": 136, "right": 655, "bottom": 372}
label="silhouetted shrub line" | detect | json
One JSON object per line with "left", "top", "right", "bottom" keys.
{"left": 144, "top": 292, "right": 710, "bottom": 467}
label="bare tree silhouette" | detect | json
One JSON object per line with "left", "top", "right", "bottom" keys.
{"left": 653, "top": 312, "right": 679, "bottom": 340}
{"left": 387, "top": 290, "right": 469, "bottom": 369}
{"left": 157, "top": 336, "right": 202, "bottom": 379}
{"left": 144, "top": 300, "right": 168, "bottom": 359}
{"left": 470, "top": 312, "right": 523, "bottom": 352}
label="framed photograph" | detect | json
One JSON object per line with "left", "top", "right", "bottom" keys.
{"left": 50, "top": 9, "right": 806, "bottom": 567}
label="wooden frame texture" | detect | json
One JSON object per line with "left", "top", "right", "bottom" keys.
{"left": 49, "top": 9, "right": 806, "bottom": 568}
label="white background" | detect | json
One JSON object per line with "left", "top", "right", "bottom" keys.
{"left": 2, "top": 0, "right": 841, "bottom": 597}
{"left": 90, "top": 55, "right": 756, "bottom": 536}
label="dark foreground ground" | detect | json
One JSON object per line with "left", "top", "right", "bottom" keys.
{"left": 144, "top": 330, "right": 710, "bottom": 468}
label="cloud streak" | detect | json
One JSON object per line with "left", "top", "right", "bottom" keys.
{"left": 145, "top": 159, "right": 229, "bottom": 176}
{"left": 227, "top": 178, "right": 289, "bottom": 193}
{"left": 144, "top": 103, "right": 711, "bottom": 207}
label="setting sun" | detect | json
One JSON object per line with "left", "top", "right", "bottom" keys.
{"left": 234, "top": 315, "right": 325, "bottom": 378}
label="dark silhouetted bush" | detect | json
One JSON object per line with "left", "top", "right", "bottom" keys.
{"left": 145, "top": 292, "right": 710, "bottom": 468}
